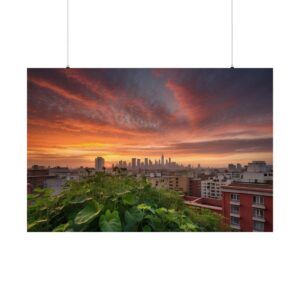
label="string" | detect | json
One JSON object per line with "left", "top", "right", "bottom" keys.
{"left": 66, "top": 0, "right": 70, "bottom": 68}
{"left": 231, "top": 0, "right": 234, "bottom": 68}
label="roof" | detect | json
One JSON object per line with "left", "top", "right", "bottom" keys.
{"left": 184, "top": 201, "right": 223, "bottom": 211}
{"left": 222, "top": 182, "right": 273, "bottom": 193}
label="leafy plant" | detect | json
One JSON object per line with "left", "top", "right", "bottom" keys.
{"left": 27, "top": 173, "right": 227, "bottom": 232}
{"left": 99, "top": 210, "right": 122, "bottom": 232}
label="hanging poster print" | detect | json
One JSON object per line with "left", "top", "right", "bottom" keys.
{"left": 27, "top": 68, "right": 273, "bottom": 232}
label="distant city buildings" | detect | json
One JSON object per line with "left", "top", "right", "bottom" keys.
{"left": 95, "top": 157, "right": 105, "bottom": 172}
{"left": 27, "top": 165, "right": 96, "bottom": 195}
{"left": 114, "top": 154, "right": 189, "bottom": 171}
{"left": 132, "top": 158, "right": 136, "bottom": 169}
{"left": 241, "top": 161, "right": 273, "bottom": 183}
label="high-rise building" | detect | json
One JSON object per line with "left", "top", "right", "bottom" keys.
{"left": 132, "top": 158, "right": 136, "bottom": 169}
{"left": 95, "top": 157, "right": 105, "bottom": 171}
{"left": 161, "top": 154, "right": 164, "bottom": 166}
{"left": 137, "top": 159, "right": 141, "bottom": 169}
{"left": 144, "top": 158, "right": 148, "bottom": 168}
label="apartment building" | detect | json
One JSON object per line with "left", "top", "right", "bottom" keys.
{"left": 241, "top": 161, "right": 273, "bottom": 183}
{"left": 147, "top": 176, "right": 190, "bottom": 194}
{"left": 222, "top": 182, "right": 273, "bottom": 232}
{"left": 201, "top": 178, "right": 232, "bottom": 200}
{"left": 189, "top": 178, "right": 202, "bottom": 197}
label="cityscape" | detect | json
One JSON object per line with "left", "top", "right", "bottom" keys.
{"left": 28, "top": 155, "right": 273, "bottom": 232}
{"left": 27, "top": 68, "right": 273, "bottom": 232}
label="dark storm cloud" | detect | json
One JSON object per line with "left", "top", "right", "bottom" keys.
{"left": 166, "top": 138, "right": 273, "bottom": 154}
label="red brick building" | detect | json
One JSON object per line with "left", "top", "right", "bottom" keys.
{"left": 189, "top": 178, "right": 202, "bottom": 197}
{"left": 222, "top": 183, "right": 273, "bottom": 232}
{"left": 188, "top": 175, "right": 210, "bottom": 197}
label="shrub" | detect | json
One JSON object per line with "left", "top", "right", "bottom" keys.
{"left": 27, "top": 173, "right": 227, "bottom": 232}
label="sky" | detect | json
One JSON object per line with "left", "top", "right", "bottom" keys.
{"left": 27, "top": 68, "right": 273, "bottom": 168}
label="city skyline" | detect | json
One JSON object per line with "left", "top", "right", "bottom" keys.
{"left": 28, "top": 68, "right": 273, "bottom": 167}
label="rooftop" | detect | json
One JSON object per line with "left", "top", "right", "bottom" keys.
{"left": 222, "top": 182, "right": 273, "bottom": 193}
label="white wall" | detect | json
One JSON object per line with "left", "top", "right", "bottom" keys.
{"left": 1, "top": 1, "right": 300, "bottom": 300}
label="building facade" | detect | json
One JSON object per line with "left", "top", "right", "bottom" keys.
{"left": 201, "top": 179, "right": 232, "bottom": 200}
{"left": 222, "top": 183, "right": 273, "bottom": 232}
{"left": 241, "top": 161, "right": 273, "bottom": 183}
{"left": 148, "top": 176, "right": 190, "bottom": 194}
{"left": 95, "top": 157, "right": 105, "bottom": 171}
{"left": 189, "top": 178, "right": 202, "bottom": 197}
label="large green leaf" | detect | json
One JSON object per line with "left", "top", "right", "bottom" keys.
{"left": 155, "top": 207, "right": 168, "bottom": 215}
{"left": 27, "top": 194, "right": 39, "bottom": 201}
{"left": 122, "top": 192, "right": 137, "bottom": 206}
{"left": 74, "top": 201, "right": 103, "bottom": 225}
{"left": 27, "top": 219, "right": 48, "bottom": 231}
{"left": 116, "top": 191, "right": 131, "bottom": 197}
{"left": 137, "top": 203, "right": 155, "bottom": 213}
{"left": 124, "top": 207, "right": 144, "bottom": 231}
{"left": 52, "top": 222, "right": 70, "bottom": 232}
{"left": 99, "top": 210, "right": 122, "bottom": 232}
{"left": 165, "top": 209, "right": 180, "bottom": 224}
{"left": 70, "top": 195, "right": 93, "bottom": 204}
{"left": 180, "top": 223, "right": 198, "bottom": 232}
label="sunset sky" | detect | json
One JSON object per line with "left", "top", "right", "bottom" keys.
{"left": 27, "top": 68, "right": 273, "bottom": 168}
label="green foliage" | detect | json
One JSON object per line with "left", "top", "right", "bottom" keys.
{"left": 74, "top": 201, "right": 103, "bottom": 225}
{"left": 99, "top": 210, "right": 122, "bottom": 232}
{"left": 27, "top": 173, "right": 227, "bottom": 232}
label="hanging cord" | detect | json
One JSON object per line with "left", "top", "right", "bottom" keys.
{"left": 66, "top": 0, "right": 70, "bottom": 68}
{"left": 231, "top": 0, "right": 234, "bottom": 68}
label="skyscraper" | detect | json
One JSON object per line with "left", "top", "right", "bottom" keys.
{"left": 132, "top": 158, "right": 136, "bottom": 169}
{"left": 161, "top": 154, "right": 164, "bottom": 166}
{"left": 137, "top": 159, "right": 141, "bottom": 169}
{"left": 144, "top": 158, "right": 148, "bottom": 169}
{"left": 95, "top": 157, "right": 105, "bottom": 171}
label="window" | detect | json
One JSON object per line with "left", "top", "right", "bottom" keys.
{"left": 231, "top": 193, "right": 240, "bottom": 202}
{"left": 253, "top": 221, "right": 264, "bottom": 231}
{"left": 253, "top": 195, "right": 264, "bottom": 205}
{"left": 231, "top": 205, "right": 240, "bottom": 214}
{"left": 253, "top": 208, "right": 264, "bottom": 218}
{"left": 230, "top": 216, "right": 240, "bottom": 225}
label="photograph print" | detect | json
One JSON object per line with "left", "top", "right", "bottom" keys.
{"left": 27, "top": 68, "right": 273, "bottom": 232}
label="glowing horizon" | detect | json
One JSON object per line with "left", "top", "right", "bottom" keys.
{"left": 27, "top": 68, "right": 273, "bottom": 168}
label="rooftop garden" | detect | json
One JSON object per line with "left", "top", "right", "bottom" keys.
{"left": 28, "top": 173, "right": 228, "bottom": 232}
